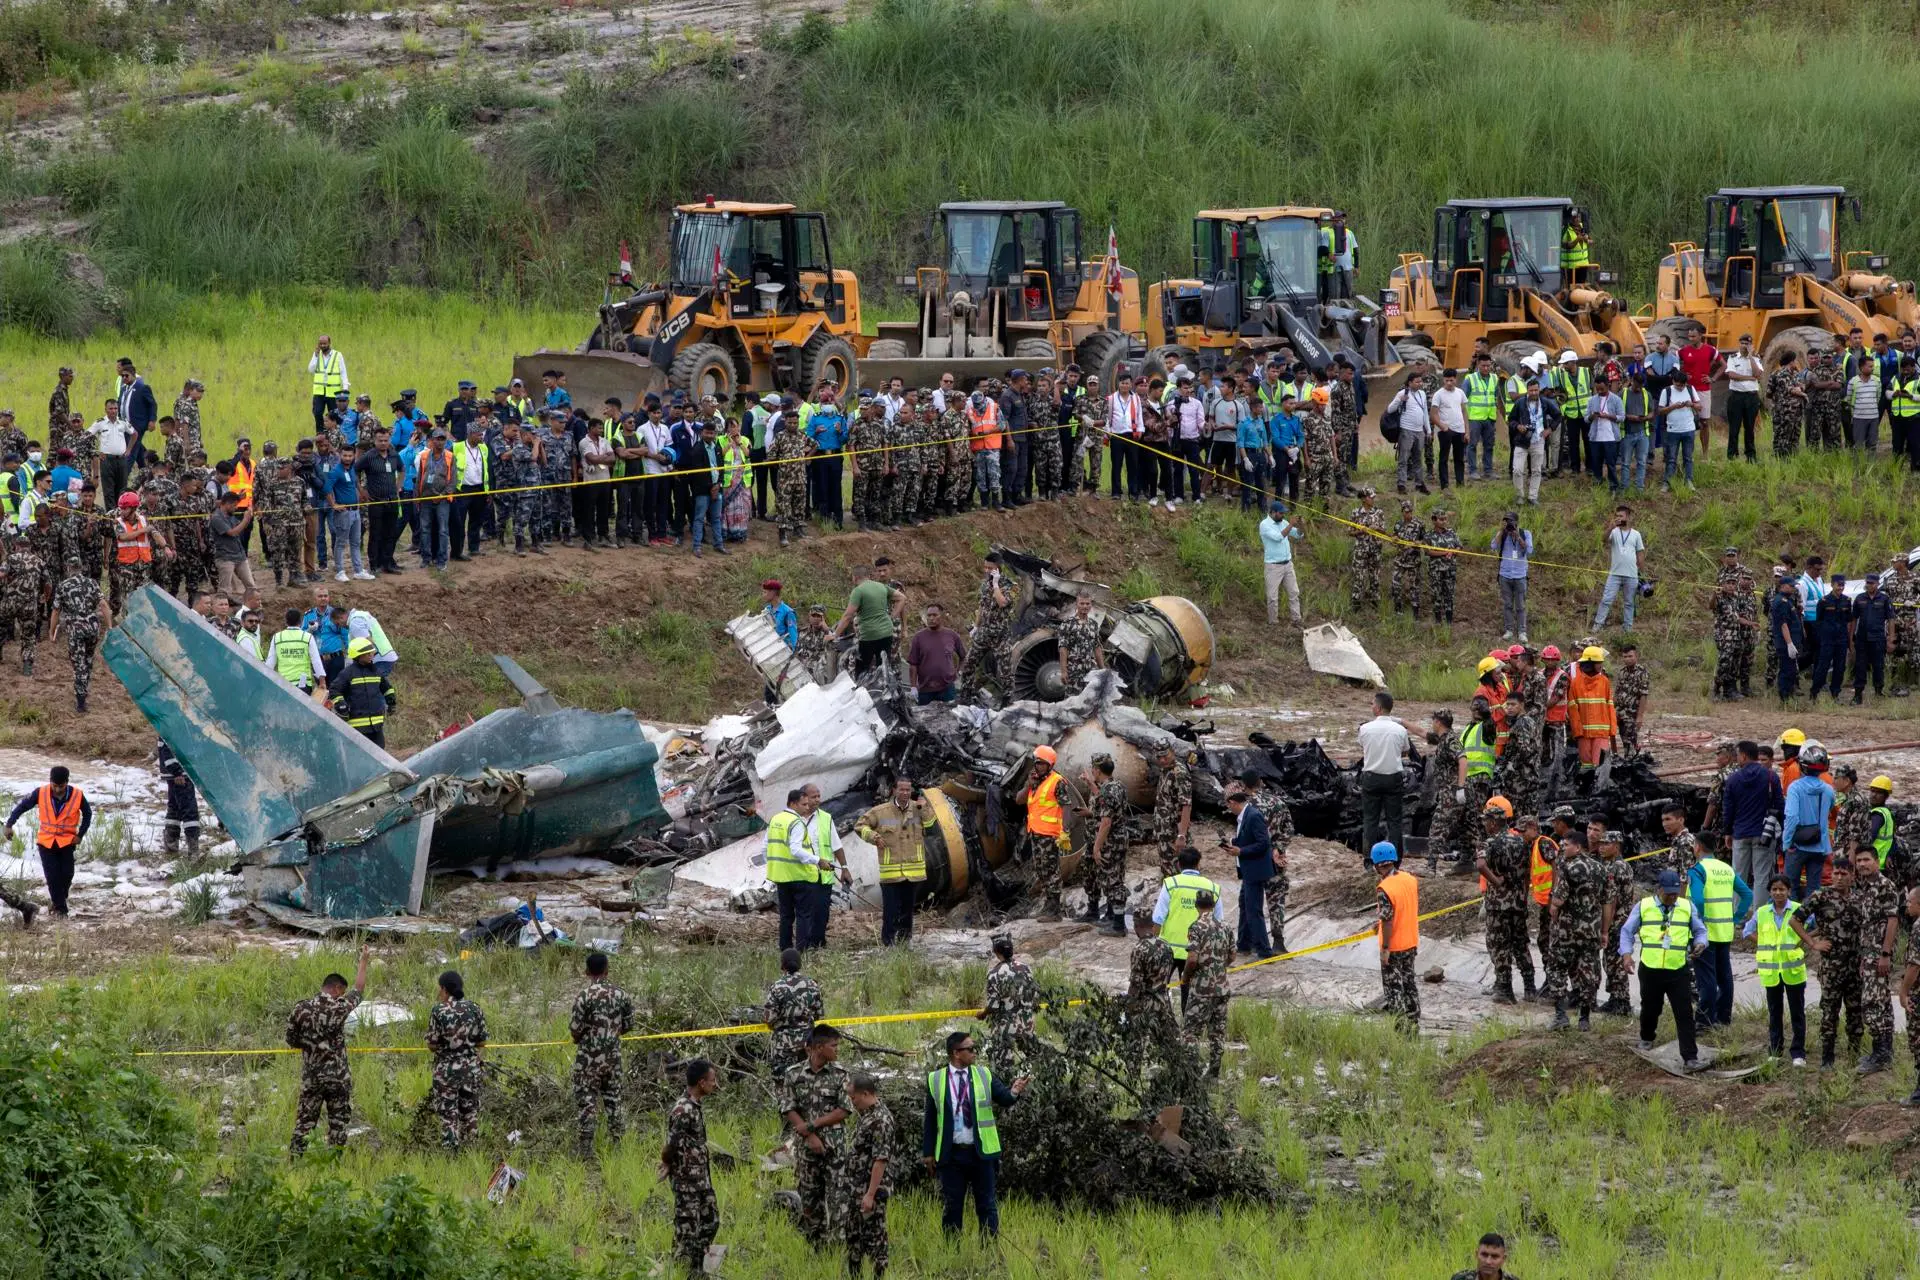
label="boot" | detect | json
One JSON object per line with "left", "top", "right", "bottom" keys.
{"left": 1078, "top": 900, "right": 1101, "bottom": 924}
{"left": 1521, "top": 970, "right": 1539, "bottom": 1003}
{"left": 17, "top": 902, "right": 35, "bottom": 929}
{"left": 1099, "top": 913, "right": 1127, "bottom": 937}
{"left": 1904, "top": 1073, "right": 1920, "bottom": 1108}
{"left": 1491, "top": 975, "right": 1517, "bottom": 1006}
{"left": 1858, "top": 1037, "right": 1894, "bottom": 1075}
{"left": 1820, "top": 1045, "right": 1836, "bottom": 1070}
{"left": 1550, "top": 999, "right": 1570, "bottom": 1031}
{"left": 1578, "top": 1005, "right": 1591, "bottom": 1032}
{"left": 76, "top": 693, "right": 86, "bottom": 714}
{"left": 21, "top": 657, "right": 30, "bottom": 677}
{"left": 779, "top": 532, "right": 790, "bottom": 548}
{"left": 273, "top": 568, "right": 285, "bottom": 588}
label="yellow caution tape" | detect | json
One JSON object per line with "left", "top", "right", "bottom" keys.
{"left": 132, "top": 846, "right": 1675, "bottom": 1058}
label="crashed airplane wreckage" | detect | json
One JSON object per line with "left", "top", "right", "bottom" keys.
{"left": 103, "top": 587, "right": 669, "bottom": 920}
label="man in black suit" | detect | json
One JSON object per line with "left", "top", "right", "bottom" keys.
{"left": 920, "top": 1029, "right": 1026, "bottom": 1236}
{"left": 117, "top": 359, "right": 157, "bottom": 467}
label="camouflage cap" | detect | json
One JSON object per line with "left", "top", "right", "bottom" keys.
{"left": 1549, "top": 804, "right": 1577, "bottom": 822}
{"left": 1398, "top": 497, "right": 1413, "bottom": 510}
{"left": 1091, "top": 752, "right": 1116, "bottom": 772}
{"left": 989, "top": 931, "right": 1013, "bottom": 949}
{"left": 807, "top": 603, "right": 826, "bottom": 616}
{"left": 1355, "top": 484, "right": 1376, "bottom": 498}
{"left": 1713, "top": 739, "right": 1736, "bottom": 752}
{"left": 1603, "top": 829, "right": 1625, "bottom": 846}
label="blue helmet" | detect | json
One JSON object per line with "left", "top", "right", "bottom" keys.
{"left": 1369, "top": 841, "right": 1399, "bottom": 865}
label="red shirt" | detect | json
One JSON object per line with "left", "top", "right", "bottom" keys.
{"left": 1679, "top": 342, "right": 1715, "bottom": 392}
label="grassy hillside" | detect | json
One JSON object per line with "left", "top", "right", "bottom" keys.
{"left": 13, "top": 0, "right": 1920, "bottom": 334}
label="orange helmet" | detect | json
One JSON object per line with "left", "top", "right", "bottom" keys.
{"left": 1483, "top": 795, "right": 1514, "bottom": 817}
{"left": 1032, "top": 744, "right": 1057, "bottom": 765}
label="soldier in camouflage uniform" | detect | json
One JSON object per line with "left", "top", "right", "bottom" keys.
{"left": 1849, "top": 846, "right": 1902, "bottom": 1073}
{"left": 1389, "top": 498, "right": 1426, "bottom": 617}
{"left": 1149, "top": 745, "right": 1194, "bottom": 879}
{"left": 841, "top": 1073, "right": 895, "bottom": 1279}
{"left": 285, "top": 945, "right": 369, "bottom": 1154}
{"left": 663, "top": 1059, "right": 721, "bottom": 1278}
{"left": 1348, "top": 486, "right": 1386, "bottom": 609}
{"left": 1424, "top": 711, "right": 1468, "bottom": 871}
{"left": 1886, "top": 558, "right": 1920, "bottom": 695}
{"left": 1711, "top": 550, "right": 1757, "bottom": 699}
{"left": 569, "top": 951, "right": 634, "bottom": 1155}
{"left": 172, "top": 378, "right": 205, "bottom": 458}
{"left": 769, "top": 414, "right": 812, "bottom": 547}
{"left": 1831, "top": 767, "right": 1873, "bottom": 862}
{"left": 1080, "top": 754, "right": 1130, "bottom": 929}
{"left": 1424, "top": 509, "right": 1462, "bottom": 623}
{"left": 259, "top": 458, "right": 307, "bottom": 589}
{"left": 50, "top": 557, "right": 105, "bottom": 713}
{"left": 1054, "top": 591, "right": 1102, "bottom": 693}
{"left": 848, "top": 400, "right": 889, "bottom": 532}
{"left": 1659, "top": 804, "right": 1700, "bottom": 877}
{"left": 1183, "top": 896, "right": 1234, "bottom": 1077}
{"left": 495, "top": 421, "right": 544, "bottom": 554}
{"left": 982, "top": 933, "right": 1040, "bottom": 1076}
{"left": 424, "top": 970, "right": 487, "bottom": 1150}
{"left": 959, "top": 553, "right": 1015, "bottom": 693}
{"left": 170, "top": 471, "right": 215, "bottom": 600}
{"left": 1495, "top": 693, "right": 1542, "bottom": 817}
{"left": 1374, "top": 847, "right": 1420, "bottom": 1028}
{"left": 1806, "top": 350, "right": 1847, "bottom": 450}
{"left": 938, "top": 397, "right": 972, "bottom": 512}
{"left": 915, "top": 395, "right": 945, "bottom": 519}
{"left": 1767, "top": 355, "right": 1806, "bottom": 458}
{"left": 1543, "top": 833, "right": 1607, "bottom": 1030}
{"left": 1803, "top": 858, "right": 1862, "bottom": 1067}
{"left": 0, "top": 539, "right": 46, "bottom": 676}
{"left": 47, "top": 367, "right": 72, "bottom": 453}
{"left": 795, "top": 605, "right": 840, "bottom": 685}
{"left": 1596, "top": 831, "right": 1638, "bottom": 1015}
{"left": 1476, "top": 800, "right": 1533, "bottom": 1003}
{"left": 1126, "top": 909, "right": 1179, "bottom": 1053}
{"left": 540, "top": 414, "right": 577, "bottom": 544}
{"left": 764, "top": 948, "right": 826, "bottom": 1079}
{"left": 888, "top": 397, "right": 926, "bottom": 528}
{"left": 777, "top": 1023, "right": 853, "bottom": 1248}
{"left": 1301, "top": 399, "right": 1338, "bottom": 498}
{"left": 1029, "top": 374, "right": 1063, "bottom": 499}
{"left": 1330, "top": 363, "right": 1361, "bottom": 493}
{"left": 1611, "top": 644, "right": 1650, "bottom": 754}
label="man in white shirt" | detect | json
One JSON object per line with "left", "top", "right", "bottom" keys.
{"left": 89, "top": 400, "right": 136, "bottom": 508}
{"left": 1722, "top": 334, "right": 1764, "bottom": 463}
{"left": 1585, "top": 374, "right": 1625, "bottom": 492}
{"left": 1384, "top": 372, "right": 1431, "bottom": 495}
{"left": 1430, "top": 368, "right": 1469, "bottom": 489}
{"left": 1593, "top": 503, "right": 1647, "bottom": 631}
{"left": 1356, "top": 691, "right": 1412, "bottom": 856}
{"left": 1106, "top": 373, "right": 1144, "bottom": 501}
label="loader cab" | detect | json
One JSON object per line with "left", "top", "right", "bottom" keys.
{"left": 667, "top": 201, "right": 845, "bottom": 322}
{"left": 1188, "top": 210, "right": 1322, "bottom": 335}
{"left": 1429, "top": 198, "right": 1581, "bottom": 322}
{"left": 936, "top": 201, "right": 1083, "bottom": 321}
{"left": 1703, "top": 186, "right": 1849, "bottom": 308}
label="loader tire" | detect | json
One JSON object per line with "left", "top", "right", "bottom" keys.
{"left": 1011, "top": 337, "right": 1058, "bottom": 364}
{"left": 865, "top": 338, "right": 910, "bottom": 360}
{"left": 1074, "top": 330, "right": 1131, "bottom": 390}
{"left": 668, "top": 343, "right": 738, "bottom": 402}
{"left": 1138, "top": 344, "right": 1195, "bottom": 386}
{"left": 798, "top": 332, "right": 858, "bottom": 396}
{"left": 1490, "top": 340, "right": 1548, "bottom": 377}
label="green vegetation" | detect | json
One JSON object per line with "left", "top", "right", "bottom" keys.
{"left": 7, "top": 940, "right": 1919, "bottom": 1278}
{"left": 12, "top": 0, "right": 1920, "bottom": 338}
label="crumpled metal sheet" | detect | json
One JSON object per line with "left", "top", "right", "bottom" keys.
{"left": 748, "top": 673, "right": 886, "bottom": 811}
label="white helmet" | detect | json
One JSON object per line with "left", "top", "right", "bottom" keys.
{"left": 1557, "top": 350, "right": 1578, "bottom": 365}
{"left": 1520, "top": 352, "right": 1548, "bottom": 371}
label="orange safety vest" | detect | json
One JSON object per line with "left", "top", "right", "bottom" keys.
{"left": 1529, "top": 835, "right": 1557, "bottom": 906}
{"left": 1492, "top": 706, "right": 1512, "bottom": 757}
{"left": 967, "top": 400, "right": 1002, "bottom": 451}
{"left": 1543, "top": 667, "right": 1570, "bottom": 725}
{"left": 36, "top": 785, "right": 84, "bottom": 847}
{"left": 228, "top": 458, "right": 255, "bottom": 509}
{"left": 1026, "top": 770, "right": 1065, "bottom": 837}
{"left": 1567, "top": 669, "right": 1617, "bottom": 738}
{"left": 114, "top": 513, "right": 153, "bottom": 564}
{"left": 1378, "top": 869, "right": 1419, "bottom": 953}
{"left": 1780, "top": 760, "right": 1801, "bottom": 790}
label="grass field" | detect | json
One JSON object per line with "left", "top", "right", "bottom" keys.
{"left": 13, "top": 0, "right": 1920, "bottom": 328}
{"left": 9, "top": 939, "right": 1920, "bottom": 1279}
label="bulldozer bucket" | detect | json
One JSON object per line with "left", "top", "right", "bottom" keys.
{"left": 857, "top": 353, "right": 1027, "bottom": 391}
{"left": 512, "top": 348, "right": 665, "bottom": 414}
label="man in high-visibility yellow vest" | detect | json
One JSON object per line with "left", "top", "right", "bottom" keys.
{"left": 269, "top": 607, "right": 326, "bottom": 694}
{"left": 1022, "top": 745, "right": 1070, "bottom": 922}
{"left": 855, "top": 777, "right": 933, "bottom": 947}
{"left": 1561, "top": 209, "right": 1592, "bottom": 285}
{"left": 1549, "top": 351, "right": 1592, "bottom": 476}
{"left": 920, "top": 1028, "right": 1028, "bottom": 1237}
{"left": 308, "top": 335, "right": 348, "bottom": 436}
{"left": 764, "top": 784, "right": 825, "bottom": 952}
{"left": 1153, "top": 847, "right": 1222, "bottom": 1015}
{"left": 1687, "top": 847, "right": 1752, "bottom": 1030}
{"left": 1462, "top": 353, "right": 1504, "bottom": 482}
{"left": 1620, "top": 869, "right": 1706, "bottom": 1069}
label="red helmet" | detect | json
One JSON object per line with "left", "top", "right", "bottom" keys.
{"left": 1540, "top": 645, "right": 1562, "bottom": 661}
{"left": 1505, "top": 644, "right": 1527, "bottom": 659}
{"left": 116, "top": 492, "right": 140, "bottom": 509}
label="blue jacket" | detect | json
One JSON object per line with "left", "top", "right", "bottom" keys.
{"left": 1688, "top": 860, "right": 1753, "bottom": 926}
{"left": 1267, "top": 412, "right": 1303, "bottom": 449}
{"left": 1721, "top": 761, "right": 1782, "bottom": 840}
{"left": 1783, "top": 774, "right": 1834, "bottom": 852}
{"left": 765, "top": 601, "right": 798, "bottom": 650}
{"left": 1230, "top": 803, "right": 1273, "bottom": 880}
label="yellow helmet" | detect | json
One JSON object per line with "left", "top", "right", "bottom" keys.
{"left": 1578, "top": 645, "right": 1606, "bottom": 663}
{"left": 1872, "top": 775, "right": 1895, "bottom": 795}
{"left": 1476, "top": 656, "right": 1501, "bottom": 676}
{"left": 347, "top": 637, "right": 375, "bottom": 659}
{"left": 1779, "top": 728, "right": 1807, "bottom": 747}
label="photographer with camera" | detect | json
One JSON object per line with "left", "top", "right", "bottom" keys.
{"left": 1492, "top": 509, "right": 1533, "bottom": 643}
